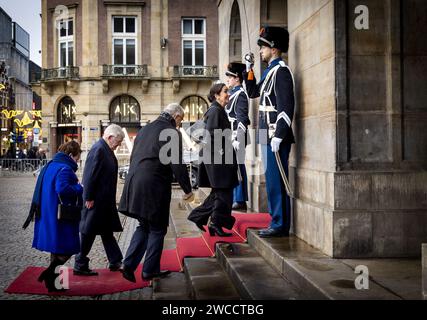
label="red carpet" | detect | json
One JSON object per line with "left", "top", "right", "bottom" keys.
{"left": 231, "top": 213, "right": 271, "bottom": 240}
{"left": 5, "top": 249, "right": 179, "bottom": 296}
{"left": 5, "top": 213, "right": 270, "bottom": 296}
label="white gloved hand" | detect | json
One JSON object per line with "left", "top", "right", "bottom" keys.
{"left": 244, "top": 53, "right": 254, "bottom": 71}
{"left": 232, "top": 140, "right": 240, "bottom": 151}
{"left": 231, "top": 130, "right": 237, "bottom": 141}
{"left": 270, "top": 137, "right": 283, "bottom": 153}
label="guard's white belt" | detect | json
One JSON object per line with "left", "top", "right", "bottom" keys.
{"left": 259, "top": 105, "right": 277, "bottom": 112}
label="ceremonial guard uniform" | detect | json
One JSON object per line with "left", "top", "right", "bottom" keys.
{"left": 244, "top": 27, "right": 296, "bottom": 237}
{"left": 225, "top": 63, "right": 251, "bottom": 211}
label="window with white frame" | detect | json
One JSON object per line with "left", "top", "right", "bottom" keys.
{"left": 112, "top": 16, "right": 137, "bottom": 74}
{"left": 182, "top": 18, "right": 206, "bottom": 68}
{"left": 58, "top": 19, "right": 74, "bottom": 68}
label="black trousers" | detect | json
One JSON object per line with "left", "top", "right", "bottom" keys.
{"left": 188, "top": 187, "right": 235, "bottom": 230}
{"left": 123, "top": 219, "right": 167, "bottom": 276}
{"left": 74, "top": 232, "right": 123, "bottom": 270}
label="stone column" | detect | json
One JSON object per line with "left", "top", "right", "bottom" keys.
{"left": 288, "top": 0, "right": 427, "bottom": 258}
{"left": 81, "top": 0, "right": 99, "bottom": 77}
{"left": 288, "top": 0, "right": 336, "bottom": 256}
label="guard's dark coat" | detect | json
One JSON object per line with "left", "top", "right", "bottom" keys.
{"left": 79, "top": 138, "right": 123, "bottom": 235}
{"left": 198, "top": 101, "right": 239, "bottom": 189}
{"left": 225, "top": 85, "right": 251, "bottom": 146}
{"left": 118, "top": 114, "right": 192, "bottom": 228}
{"left": 244, "top": 58, "right": 295, "bottom": 145}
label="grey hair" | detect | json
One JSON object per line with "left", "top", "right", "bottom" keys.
{"left": 103, "top": 124, "right": 125, "bottom": 140}
{"left": 163, "top": 103, "right": 184, "bottom": 118}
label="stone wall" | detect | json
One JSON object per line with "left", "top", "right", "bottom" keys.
{"left": 333, "top": 0, "right": 427, "bottom": 258}
{"left": 423, "top": 244, "right": 427, "bottom": 299}
{"left": 288, "top": 0, "right": 336, "bottom": 256}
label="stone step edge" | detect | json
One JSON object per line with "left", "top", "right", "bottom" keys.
{"left": 215, "top": 242, "right": 306, "bottom": 300}
{"left": 246, "top": 230, "right": 402, "bottom": 300}
{"left": 182, "top": 257, "right": 241, "bottom": 300}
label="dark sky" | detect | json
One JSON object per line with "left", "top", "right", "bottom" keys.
{"left": 0, "top": 0, "right": 42, "bottom": 66}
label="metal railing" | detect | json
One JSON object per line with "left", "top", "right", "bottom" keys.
{"left": 30, "top": 71, "right": 41, "bottom": 83}
{"left": 173, "top": 65, "right": 218, "bottom": 78}
{"left": 0, "top": 159, "right": 49, "bottom": 175}
{"left": 102, "top": 64, "right": 148, "bottom": 78}
{"left": 39, "top": 66, "right": 79, "bottom": 81}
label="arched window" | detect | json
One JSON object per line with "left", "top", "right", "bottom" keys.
{"left": 229, "top": 1, "right": 242, "bottom": 63}
{"left": 57, "top": 96, "right": 76, "bottom": 124}
{"left": 109, "top": 95, "right": 140, "bottom": 124}
{"left": 180, "top": 95, "right": 208, "bottom": 123}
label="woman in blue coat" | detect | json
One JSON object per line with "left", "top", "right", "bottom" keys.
{"left": 25, "top": 141, "right": 83, "bottom": 292}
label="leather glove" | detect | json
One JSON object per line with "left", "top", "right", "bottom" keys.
{"left": 232, "top": 140, "right": 240, "bottom": 151}
{"left": 270, "top": 137, "right": 283, "bottom": 153}
{"left": 182, "top": 192, "right": 194, "bottom": 203}
{"left": 244, "top": 52, "right": 254, "bottom": 71}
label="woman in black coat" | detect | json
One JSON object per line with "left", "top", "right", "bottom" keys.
{"left": 188, "top": 83, "right": 239, "bottom": 236}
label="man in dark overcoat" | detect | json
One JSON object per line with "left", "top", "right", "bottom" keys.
{"left": 73, "top": 124, "right": 125, "bottom": 275}
{"left": 119, "top": 103, "right": 193, "bottom": 282}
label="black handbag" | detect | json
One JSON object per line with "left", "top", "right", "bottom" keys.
{"left": 57, "top": 194, "right": 82, "bottom": 222}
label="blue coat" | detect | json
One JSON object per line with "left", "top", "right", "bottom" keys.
{"left": 32, "top": 152, "right": 83, "bottom": 255}
{"left": 79, "top": 138, "right": 123, "bottom": 234}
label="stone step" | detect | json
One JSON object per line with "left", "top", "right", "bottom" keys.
{"left": 183, "top": 257, "right": 241, "bottom": 300}
{"left": 185, "top": 188, "right": 209, "bottom": 211}
{"left": 170, "top": 198, "right": 201, "bottom": 238}
{"left": 216, "top": 242, "right": 307, "bottom": 300}
{"left": 99, "top": 287, "right": 153, "bottom": 300}
{"left": 152, "top": 272, "right": 191, "bottom": 300}
{"left": 246, "top": 230, "right": 402, "bottom": 300}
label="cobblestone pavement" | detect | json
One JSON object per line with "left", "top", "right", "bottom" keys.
{"left": 0, "top": 176, "right": 180, "bottom": 300}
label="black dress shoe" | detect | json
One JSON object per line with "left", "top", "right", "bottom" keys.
{"left": 121, "top": 267, "right": 136, "bottom": 283}
{"left": 208, "top": 224, "right": 233, "bottom": 237}
{"left": 232, "top": 202, "right": 247, "bottom": 211}
{"left": 38, "top": 269, "right": 68, "bottom": 292}
{"left": 109, "top": 263, "right": 123, "bottom": 272}
{"left": 73, "top": 268, "right": 99, "bottom": 276}
{"left": 258, "top": 228, "right": 289, "bottom": 238}
{"left": 195, "top": 223, "right": 206, "bottom": 232}
{"left": 142, "top": 270, "right": 171, "bottom": 280}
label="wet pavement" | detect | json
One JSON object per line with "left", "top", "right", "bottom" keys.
{"left": 0, "top": 175, "right": 177, "bottom": 300}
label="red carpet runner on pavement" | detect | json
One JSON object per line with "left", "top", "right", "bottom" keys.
{"left": 5, "top": 213, "right": 270, "bottom": 296}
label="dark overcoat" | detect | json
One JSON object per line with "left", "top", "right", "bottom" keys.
{"left": 198, "top": 101, "right": 239, "bottom": 189}
{"left": 79, "top": 138, "right": 123, "bottom": 235}
{"left": 118, "top": 114, "right": 192, "bottom": 228}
